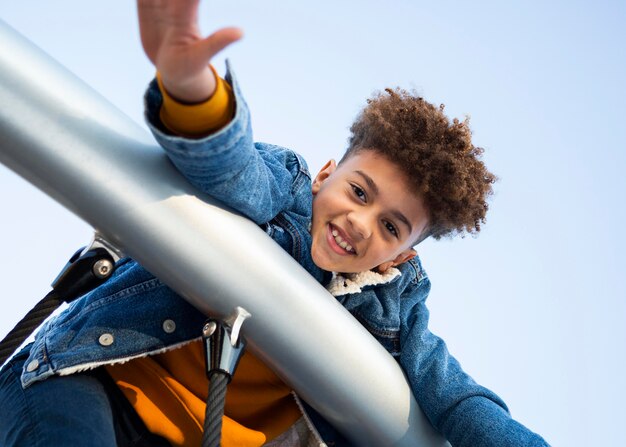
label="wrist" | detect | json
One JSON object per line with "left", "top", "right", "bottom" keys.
{"left": 159, "top": 65, "right": 217, "bottom": 104}
{"left": 156, "top": 66, "right": 234, "bottom": 137}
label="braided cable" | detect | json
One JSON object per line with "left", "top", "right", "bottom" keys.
{"left": 0, "top": 290, "right": 63, "bottom": 365}
{"left": 202, "top": 371, "right": 229, "bottom": 447}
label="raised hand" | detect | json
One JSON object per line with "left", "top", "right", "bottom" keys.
{"left": 137, "top": 0, "right": 243, "bottom": 103}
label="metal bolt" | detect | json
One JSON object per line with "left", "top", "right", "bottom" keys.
{"left": 203, "top": 321, "right": 217, "bottom": 338}
{"left": 93, "top": 259, "right": 113, "bottom": 279}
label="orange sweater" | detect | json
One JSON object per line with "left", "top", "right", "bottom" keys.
{"left": 105, "top": 70, "right": 301, "bottom": 446}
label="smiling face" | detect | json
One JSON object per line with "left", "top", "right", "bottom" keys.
{"left": 310, "top": 150, "right": 430, "bottom": 274}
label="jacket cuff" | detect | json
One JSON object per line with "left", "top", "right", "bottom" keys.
{"left": 156, "top": 65, "right": 235, "bottom": 137}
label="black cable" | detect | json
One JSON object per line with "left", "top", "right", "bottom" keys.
{"left": 0, "top": 247, "right": 116, "bottom": 366}
{"left": 202, "top": 371, "right": 229, "bottom": 447}
{"left": 0, "top": 290, "right": 63, "bottom": 365}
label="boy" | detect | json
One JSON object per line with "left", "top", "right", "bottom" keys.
{"left": 0, "top": 1, "right": 548, "bottom": 446}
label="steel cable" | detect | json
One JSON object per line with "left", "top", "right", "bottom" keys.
{"left": 202, "top": 371, "right": 230, "bottom": 447}
{"left": 0, "top": 290, "right": 63, "bottom": 365}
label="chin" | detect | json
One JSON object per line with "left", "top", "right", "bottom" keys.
{"left": 310, "top": 246, "right": 328, "bottom": 270}
{"left": 311, "top": 251, "right": 342, "bottom": 273}
{"left": 311, "top": 241, "right": 364, "bottom": 273}
{"left": 311, "top": 255, "right": 333, "bottom": 272}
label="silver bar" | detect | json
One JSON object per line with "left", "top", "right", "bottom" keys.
{"left": 0, "top": 20, "right": 447, "bottom": 447}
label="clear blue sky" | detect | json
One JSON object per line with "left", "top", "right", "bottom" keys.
{"left": 1, "top": 1, "right": 625, "bottom": 445}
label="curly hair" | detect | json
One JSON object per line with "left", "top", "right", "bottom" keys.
{"left": 342, "top": 87, "right": 497, "bottom": 240}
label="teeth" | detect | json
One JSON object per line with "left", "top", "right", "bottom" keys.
{"left": 331, "top": 226, "right": 355, "bottom": 253}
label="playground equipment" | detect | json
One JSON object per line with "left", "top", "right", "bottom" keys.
{"left": 0, "top": 20, "right": 448, "bottom": 447}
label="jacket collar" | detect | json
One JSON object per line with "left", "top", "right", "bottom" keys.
{"left": 326, "top": 268, "right": 401, "bottom": 297}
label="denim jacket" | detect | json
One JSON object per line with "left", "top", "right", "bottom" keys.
{"left": 20, "top": 62, "right": 547, "bottom": 447}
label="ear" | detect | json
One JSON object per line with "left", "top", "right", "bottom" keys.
{"left": 377, "top": 249, "right": 417, "bottom": 274}
{"left": 311, "top": 159, "right": 337, "bottom": 195}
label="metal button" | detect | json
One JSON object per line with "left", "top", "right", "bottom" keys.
{"left": 162, "top": 319, "right": 176, "bottom": 334}
{"left": 26, "top": 359, "right": 39, "bottom": 372}
{"left": 98, "top": 333, "right": 114, "bottom": 346}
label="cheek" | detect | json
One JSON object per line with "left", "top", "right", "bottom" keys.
{"left": 368, "top": 242, "right": 400, "bottom": 264}
{"left": 311, "top": 192, "right": 334, "bottom": 218}
{"left": 311, "top": 200, "right": 322, "bottom": 224}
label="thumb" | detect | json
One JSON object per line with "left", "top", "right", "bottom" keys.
{"left": 198, "top": 27, "right": 244, "bottom": 61}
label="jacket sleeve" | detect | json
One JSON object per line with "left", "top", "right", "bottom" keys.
{"left": 143, "top": 60, "right": 303, "bottom": 224}
{"left": 399, "top": 281, "right": 549, "bottom": 446}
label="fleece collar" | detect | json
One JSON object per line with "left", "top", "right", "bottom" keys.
{"left": 326, "top": 267, "right": 401, "bottom": 297}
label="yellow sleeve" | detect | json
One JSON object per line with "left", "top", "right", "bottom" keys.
{"left": 157, "top": 65, "right": 235, "bottom": 137}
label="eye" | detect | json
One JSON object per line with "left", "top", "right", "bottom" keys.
{"left": 351, "top": 184, "right": 367, "bottom": 202}
{"left": 384, "top": 221, "right": 399, "bottom": 238}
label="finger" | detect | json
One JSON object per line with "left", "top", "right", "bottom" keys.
{"left": 197, "top": 27, "right": 244, "bottom": 61}
{"left": 137, "top": 0, "right": 169, "bottom": 64}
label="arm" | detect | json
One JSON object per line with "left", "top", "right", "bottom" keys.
{"left": 138, "top": 1, "right": 304, "bottom": 223}
{"left": 145, "top": 71, "right": 304, "bottom": 224}
{"left": 400, "top": 283, "right": 549, "bottom": 446}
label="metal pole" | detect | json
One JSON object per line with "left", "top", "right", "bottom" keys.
{"left": 0, "top": 20, "right": 447, "bottom": 447}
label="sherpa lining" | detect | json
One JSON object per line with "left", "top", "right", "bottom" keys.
{"left": 56, "top": 337, "right": 202, "bottom": 376}
{"left": 325, "top": 267, "right": 401, "bottom": 297}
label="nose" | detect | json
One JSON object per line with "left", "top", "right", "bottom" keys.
{"left": 347, "top": 210, "right": 372, "bottom": 239}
